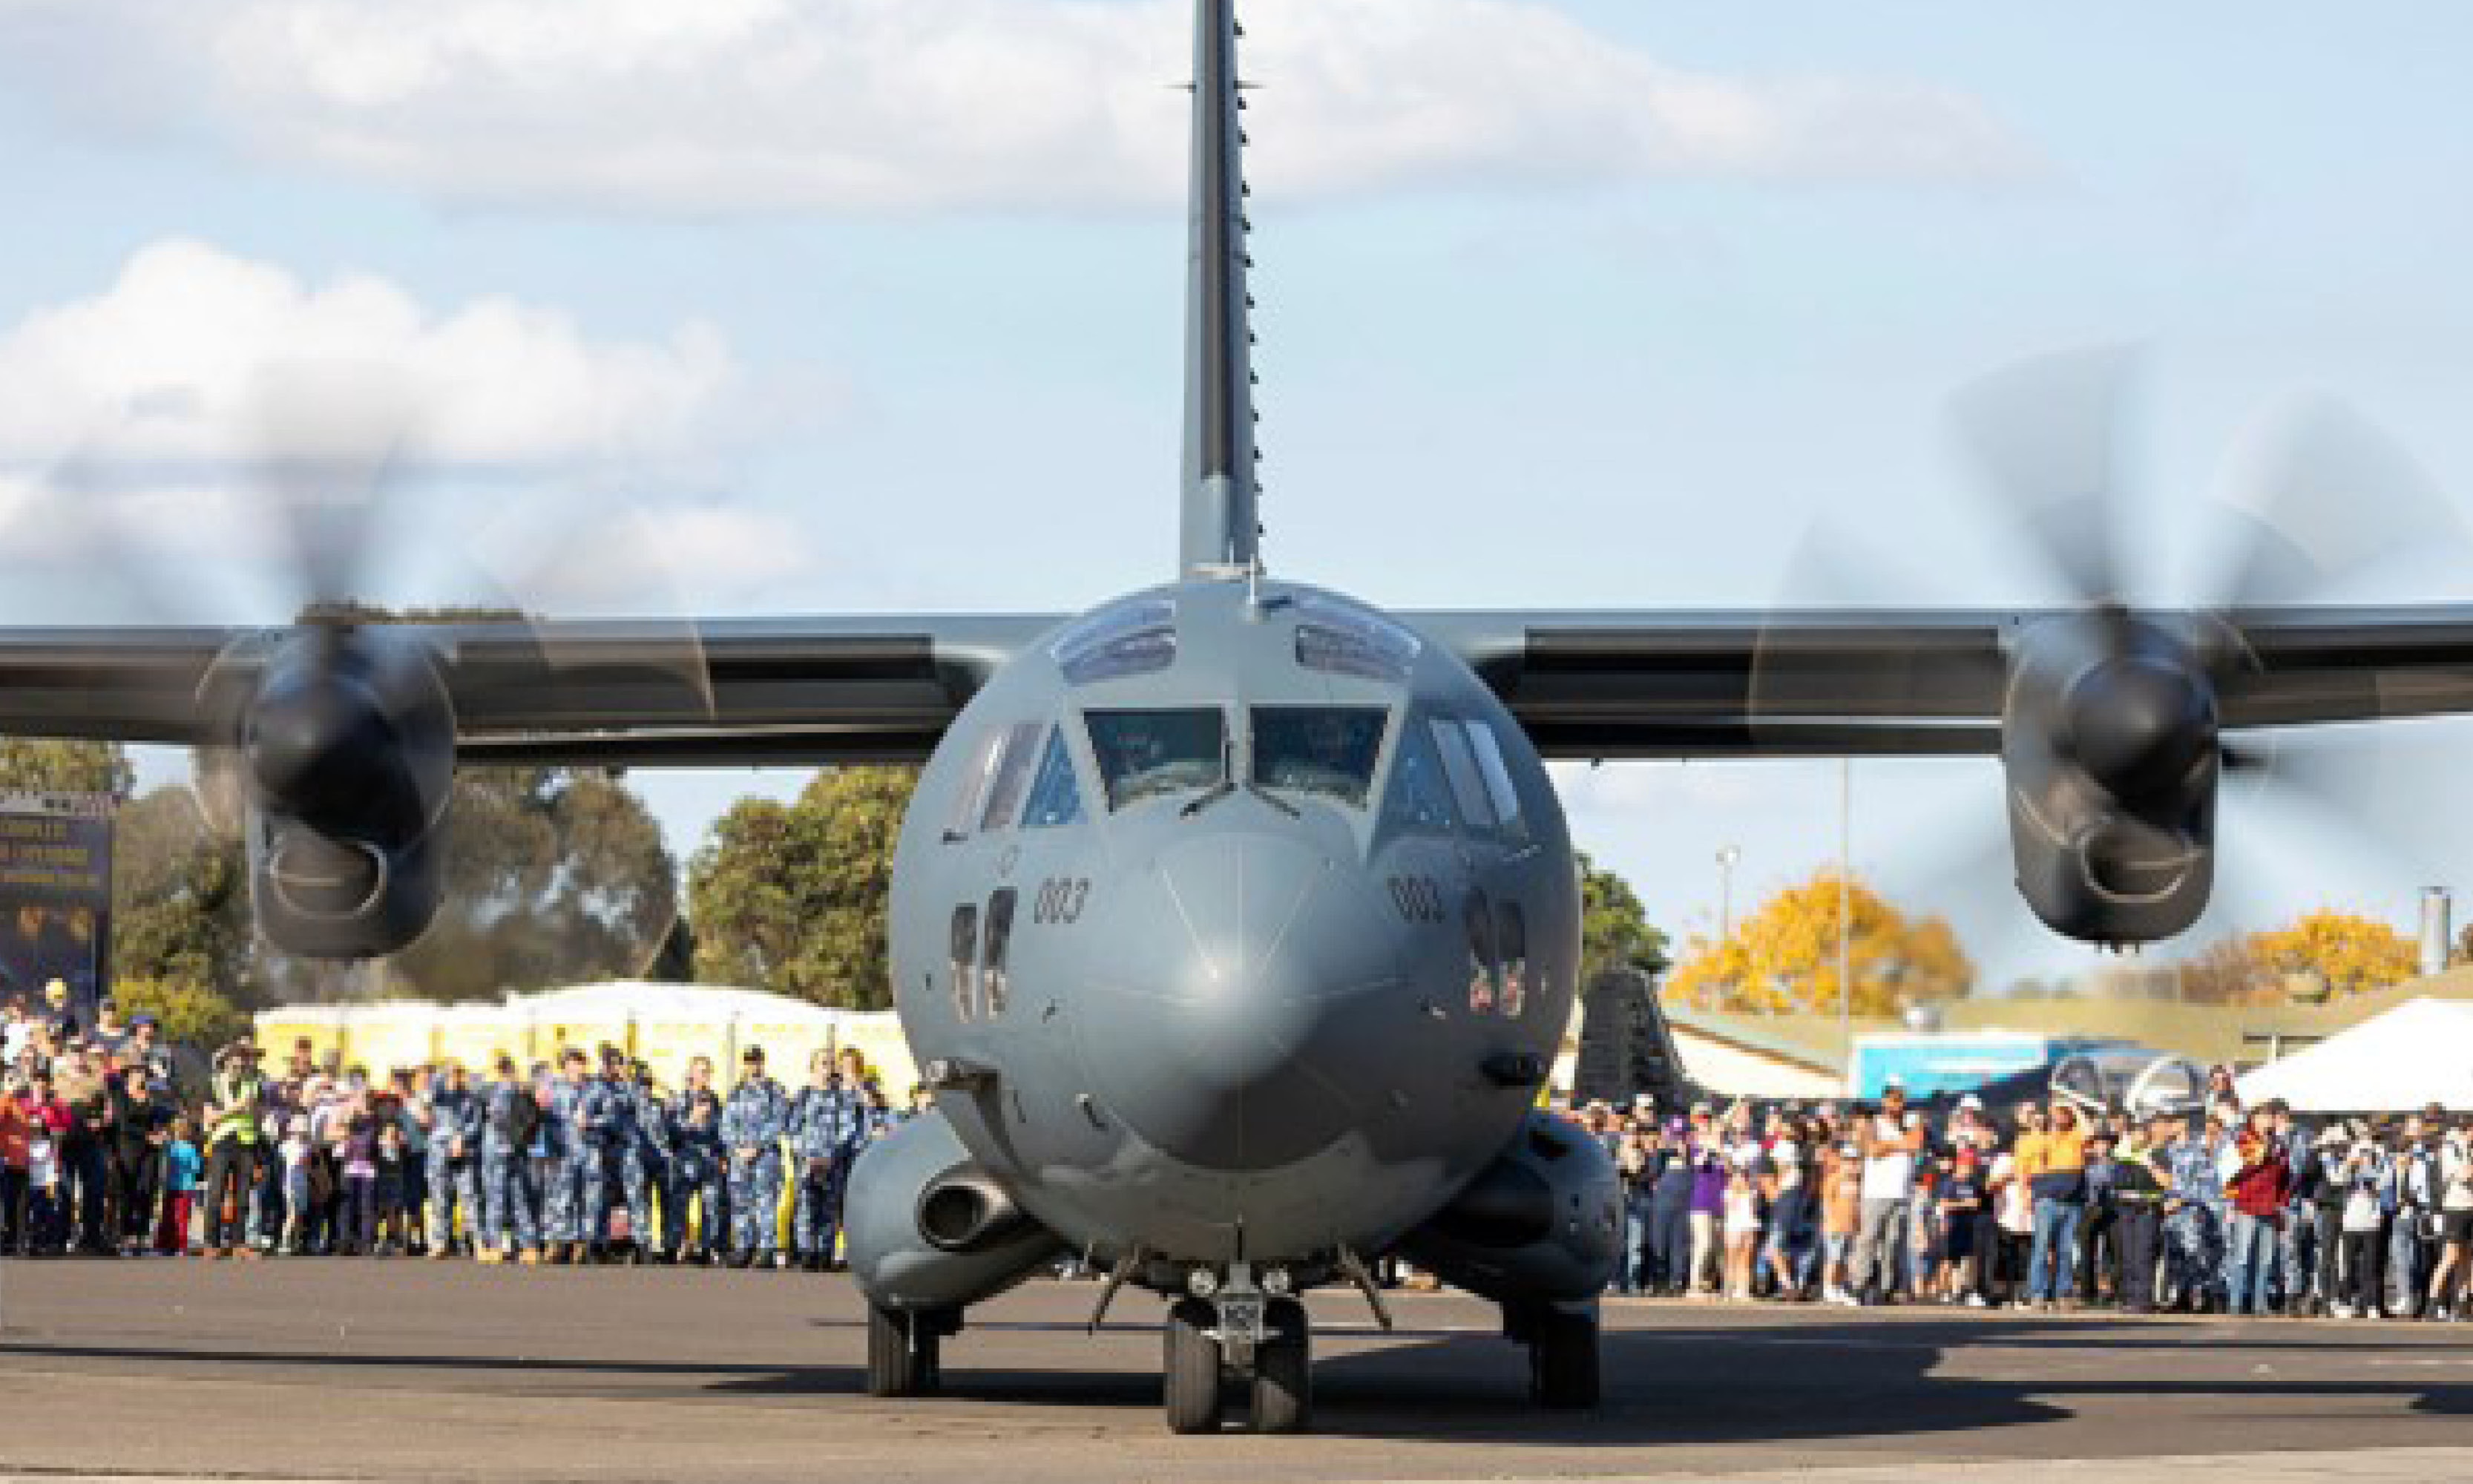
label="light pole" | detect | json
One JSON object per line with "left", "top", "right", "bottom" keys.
{"left": 1837, "top": 759, "right": 1853, "bottom": 1090}
{"left": 1715, "top": 845, "right": 1741, "bottom": 942}
{"left": 1712, "top": 845, "right": 1741, "bottom": 1015}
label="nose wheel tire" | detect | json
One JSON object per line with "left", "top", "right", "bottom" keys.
{"left": 1526, "top": 1307, "right": 1600, "bottom": 1411}
{"left": 1163, "top": 1298, "right": 1225, "bottom": 1434}
{"left": 867, "top": 1303, "right": 944, "bottom": 1398}
{"left": 1249, "top": 1297, "right": 1313, "bottom": 1434}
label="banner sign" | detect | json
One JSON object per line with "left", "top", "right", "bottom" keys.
{"left": 0, "top": 790, "right": 115, "bottom": 1017}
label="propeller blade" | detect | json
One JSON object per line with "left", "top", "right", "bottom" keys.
{"left": 246, "top": 360, "right": 426, "bottom": 615}
{"left": 2202, "top": 395, "right": 2469, "bottom": 611}
{"left": 1946, "top": 344, "right": 2144, "bottom": 606}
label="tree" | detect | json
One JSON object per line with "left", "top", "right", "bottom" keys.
{"left": 111, "top": 974, "right": 251, "bottom": 1051}
{"left": 689, "top": 768, "right": 918, "bottom": 1009}
{"left": 1664, "top": 870, "right": 1973, "bottom": 1016}
{"left": 1578, "top": 851, "right": 1668, "bottom": 980}
{"left": 0, "top": 739, "right": 133, "bottom": 797}
{"left": 364, "top": 766, "right": 681, "bottom": 1003}
{"left": 110, "top": 785, "right": 252, "bottom": 1000}
{"left": 2187, "top": 910, "right": 2417, "bottom": 1004}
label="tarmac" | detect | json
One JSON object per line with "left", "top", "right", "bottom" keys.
{"left": 1, "top": 1261, "right": 2469, "bottom": 1483}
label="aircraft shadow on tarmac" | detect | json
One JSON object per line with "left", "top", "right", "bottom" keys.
{"left": 9, "top": 1316, "right": 2467, "bottom": 1446}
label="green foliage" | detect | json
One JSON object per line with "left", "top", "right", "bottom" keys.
{"left": 689, "top": 768, "right": 917, "bottom": 1010}
{"left": 1579, "top": 850, "right": 1669, "bottom": 980}
{"left": 111, "top": 974, "right": 251, "bottom": 1051}
{"left": 110, "top": 786, "right": 252, "bottom": 1000}
{"left": 359, "top": 766, "right": 680, "bottom": 1002}
{"left": 0, "top": 739, "right": 133, "bottom": 797}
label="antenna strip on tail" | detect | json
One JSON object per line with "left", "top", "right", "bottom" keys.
{"left": 1179, "top": 0, "right": 1261, "bottom": 579}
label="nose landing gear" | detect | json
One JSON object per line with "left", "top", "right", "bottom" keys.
{"left": 1161, "top": 1275, "right": 1314, "bottom": 1434}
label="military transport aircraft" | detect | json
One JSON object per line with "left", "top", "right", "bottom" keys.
{"left": 11, "top": 0, "right": 2473, "bottom": 1437}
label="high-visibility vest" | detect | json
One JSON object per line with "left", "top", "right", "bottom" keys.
{"left": 209, "top": 1071, "right": 263, "bottom": 1146}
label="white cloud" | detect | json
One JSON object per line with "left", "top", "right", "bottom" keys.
{"left": 0, "top": 0, "right": 2035, "bottom": 213}
{"left": 0, "top": 237, "right": 735, "bottom": 467}
{"left": 0, "top": 239, "right": 804, "bottom": 614}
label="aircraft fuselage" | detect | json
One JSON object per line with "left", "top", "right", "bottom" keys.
{"left": 888, "top": 577, "right": 1579, "bottom": 1276}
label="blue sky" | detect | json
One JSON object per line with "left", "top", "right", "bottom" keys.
{"left": 1, "top": 0, "right": 2469, "bottom": 988}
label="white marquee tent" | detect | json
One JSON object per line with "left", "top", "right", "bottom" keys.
{"left": 2236, "top": 997, "right": 2473, "bottom": 1114}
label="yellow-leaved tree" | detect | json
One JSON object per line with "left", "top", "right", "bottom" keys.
{"left": 2183, "top": 910, "right": 2417, "bottom": 1004}
{"left": 1664, "top": 871, "right": 1973, "bottom": 1016}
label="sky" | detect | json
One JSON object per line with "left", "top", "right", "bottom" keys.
{"left": 1, "top": 0, "right": 2471, "bottom": 990}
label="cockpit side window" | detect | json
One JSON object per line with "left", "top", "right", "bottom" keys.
{"left": 1019, "top": 726, "right": 1085, "bottom": 829}
{"left": 1431, "top": 719, "right": 1500, "bottom": 831}
{"left": 1465, "top": 720, "right": 1528, "bottom": 841}
{"left": 1251, "top": 707, "right": 1388, "bottom": 809}
{"left": 1086, "top": 709, "right": 1227, "bottom": 811}
{"left": 1381, "top": 714, "right": 1462, "bottom": 836}
{"left": 977, "top": 722, "right": 1046, "bottom": 833}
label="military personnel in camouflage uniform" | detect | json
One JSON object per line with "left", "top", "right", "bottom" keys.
{"left": 788, "top": 1054, "right": 860, "bottom": 1272}
{"left": 721, "top": 1046, "right": 789, "bottom": 1268}
{"left": 542, "top": 1049, "right": 593, "bottom": 1262}
{"left": 570, "top": 1048, "right": 624, "bottom": 1261}
{"left": 666, "top": 1057, "right": 728, "bottom": 1265}
{"left": 631, "top": 1063, "right": 675, "bottom": 1261}
{"left": 479, "top": 1054, "right": 542, "bottom": 1263}
{"left": 2164, "top": 1114, "right": 2228, "bottom": 1312}
{"left": 423, "top": 1063, "right": 481, "bottom": 1259}
{"left": 589, "top": 1047, "right": 653, "bottom": 1258}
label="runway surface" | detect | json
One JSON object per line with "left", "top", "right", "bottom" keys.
{"left": 2, "top": 1261, "right": 2469, "bottom": 1482}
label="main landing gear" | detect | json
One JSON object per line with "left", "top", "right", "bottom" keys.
{"left": 1162, "top": 1290, "right": 1313, "bottom": 1434}
{"left": 1510, "top": 1301, "right": 1601, "bottom": 1411}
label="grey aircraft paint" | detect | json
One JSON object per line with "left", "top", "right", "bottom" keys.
{"left": 844, "top": 0, "right": 1619, "bottom": 1429}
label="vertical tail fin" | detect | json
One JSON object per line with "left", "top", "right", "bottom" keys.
{"left": 1179, "top": 0, "right": 1261, "bottom": 579}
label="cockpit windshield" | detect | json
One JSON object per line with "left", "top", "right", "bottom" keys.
{"left": 1251, "top": 707, "right": 1387, "bottom": 808}
{"left": 1086, "top": 709, "right": 1226, "bottom": 810}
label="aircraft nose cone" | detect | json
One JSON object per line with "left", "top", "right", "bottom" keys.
{"left": 1076, "top": 831, "right": 1399, "bottom": 1173}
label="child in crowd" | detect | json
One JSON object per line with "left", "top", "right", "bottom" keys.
{"left": 157, "top": 1114, "right": 201, "bottom": 1255}
{"left": 25, "top": 1109, "right": 61, "bottom": 1255}
{"left": 1721, "top": 1163, "right": 1763, "bottom": 1301}
{"left": 373, "top": 1122, "right": 408, "bottom": 1255}
{"left": 339, "top": 1108, "right": 379, "bottom": 1256}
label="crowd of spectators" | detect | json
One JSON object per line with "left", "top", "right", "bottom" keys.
{"left": 2, "top": 985, "right": 916, "bottom": 1267}
{"left": 1582, "top": 1068, "right": 2473, "bottom": 1322}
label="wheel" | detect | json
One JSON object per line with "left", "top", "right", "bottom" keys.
{"left": 867, "top": 1304, "right": 942, "bottom": 1398}
{"left": 1163, "top": 1298, "right": 1224, "bottom": 1435}
{"left": 1250, "top": 1298, "right": 1312, "bottom": 1434}
{"left": 1529, "top": 1307, "right": 1600, "bottom": 1411}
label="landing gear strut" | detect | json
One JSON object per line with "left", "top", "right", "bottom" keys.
{"left": 1160, "top": 1284, "right": 1315, "bottom": 1434}
{"left": 867, "top": 1304, "right": 955, "bottom": 1398}
{"left": 1514, "top": 1302, "right": 1600, "bottom": 1410}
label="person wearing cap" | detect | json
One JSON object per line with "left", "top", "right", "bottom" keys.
{"left": 105, "top": 1059, "right": 170, "bottom": 1255}
{"left": 721, "top": 1045, "right": 790, "bottom": 1269}
{"left": 628, "top": 1061, "right": 675, "bottom": 1262}
{"left": 587, "top": 1045, "right": 652, "bottom": 1263}
{"left": 536, "top": 1049, "right": 594, "bottom": 1263}
{"left": 200, "top": 1040, "right": 266, "bottom": 1258}
{"left": 666, "top": 1055, "right": 729, "bottom": 1266}
{"left": 422, "top": 1061, "right": 482, "bottom": 1261}
{"left": 39, "top": 979, "right": 79, "bottom": 1047}
{"left": 475, "top": 1054, "right": 542, "bottom": 1264}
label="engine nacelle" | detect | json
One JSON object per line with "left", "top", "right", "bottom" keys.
{"left": 240, "top": 628, "right": 457, "bottom": 959}
{"left": 2003, "top": 611, "right": 2220, "bottom": 945}
{"left": 1393, "top": 1111, "right": 1620, "bottom": 1304}
{"left": 847, "top": 1106, "right": 1064, "bottom": 1313}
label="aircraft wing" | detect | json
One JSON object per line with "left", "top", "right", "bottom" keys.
{"left": 1411, "top": 605, "right": 2473, "bottom": 761}
{"left": 0, "top": 615, "right": 1063, "bottom": 766}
